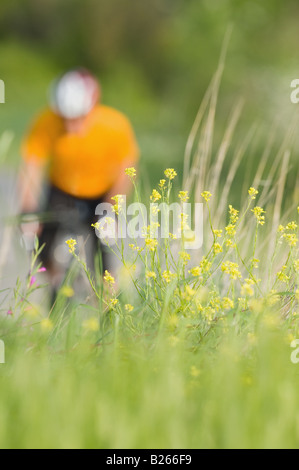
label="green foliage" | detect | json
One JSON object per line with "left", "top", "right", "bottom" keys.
{"left": 1, "top": 0, "right": 299, "bottom": 448}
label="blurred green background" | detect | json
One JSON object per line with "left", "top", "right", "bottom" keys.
{"left": 0, "top": 0, "right": 299, "bottom": 185}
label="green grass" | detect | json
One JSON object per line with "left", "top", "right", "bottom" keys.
{"left": 0, "top": 313, "right": 299, "bottom": 448}
{"left": 1, "top": 54, "right": 299, "bottom": 449}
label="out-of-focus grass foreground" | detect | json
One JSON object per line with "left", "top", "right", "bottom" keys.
{"left": 1, "top": 0, "right": 299, "bottom": 449}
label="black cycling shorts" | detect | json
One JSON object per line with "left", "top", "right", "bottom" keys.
{"left": 39, "top": 185, "right": 108, "bottom": 272}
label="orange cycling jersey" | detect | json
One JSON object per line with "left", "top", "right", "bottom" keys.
{"left": 21, "top": 104, "right": 139, "bottom": 199}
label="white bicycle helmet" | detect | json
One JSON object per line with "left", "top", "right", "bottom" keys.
{"left": 49, "top": 68, "right": 100, "bottom": 119}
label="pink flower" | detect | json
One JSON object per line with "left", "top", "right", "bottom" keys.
{"left": 29, "top": 275, "right": 37, "bottom": 287}
{"left": 38, "top": 267, "right": 47, "bottom": 273}
{"left": 7, "top": 309, "right": 13, "bottom": 316}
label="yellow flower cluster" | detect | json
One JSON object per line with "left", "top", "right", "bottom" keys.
{"left": 285, "top": 221, "right": 297, "bottom": 231}
{"left": 188, "top": 258, "right": 211, "bottom": 277}
{"left": 178, "top": 191, "right": 189, "bottom": 202}
{"left": 104, "top": 270, "right": 115, "bottom": 285}
{"left": 65, "top": 238, "right": 77, "bottom": 254}
{"left": 213, "top": 229, "right": 222, "bottom": 238}
{"left": 180, "top": 212, "right": 190, "bottom": 230}
{"left": 221, "top": 261, "right": 241, "bottom": 280}
{"left": 145, "top": 238, "right": 158, "bottom": 251}
{"left": 225, "top": 224, "right": 236, "bottom": 237}
{"left": 222, "top": 297, "right": 234, "bottom": 310}
{"left": 111, "top": 194, "right": 124, "bottom": 215}
{"left": 179, "top": 251, "right": 191, "bottom": 265}
{"left": 276, "top": 266, "right": 290, "bottom": 283}
{"left": 162, "top": 270, "right": 176, "bottom": 283}
{"left": 83, "top": 317, "right": 100, "bottom": 332}
{"left": 60, "top": 285, "right": 75, "bottom": 298}
{"left": 229, "top": 205, "right": 239, "bottom": 224}
{"left": 110, "top": 298, "right": 119, "bottom": 308}
{"left": 241, "top": 279, "right": 255, "bottom": 297}
{"left": 201, "top": 191, "right": 212, "bottom": 202}
{"left": 91, "top": 222, "right": 100, "bottom": 231}
{"left": 251, "top": 258, "right": 260, "bottom": 269}
{"left": 251, "top": 206, "right": 266, "bottom": 225}
{"left": 248, "top": 187, "right": 258, "bottom": 199}
{"left": 40, "top": 318, "right": 53, "bottom": 332}
{"left": 146, "top": 271, "right": 157, "bottom": 280}
{"left": 129, "top": 244, "right": 144, "bottom": 253}
{"left": 150, "top": 189, "right": 162, "bottom": 202}
{"left": 181, "top": 285, "right": 196, "bottom": 301}
{"left": 213, "top": 242, "right": 223, "bottom": 254}
{"left": 124, "top": 304, "right": 134, "bottom": 312}
{"left": 164, "top": 168, "right": 177, "bottom": 180}
{"left": 283, "top": 233, "right": 298, "bottom": 247}
{"left": 125, "top": 167, "right": 137, "bottom": 178}
{"left": 189, "top": 266, "right": 201, "bottom": 277}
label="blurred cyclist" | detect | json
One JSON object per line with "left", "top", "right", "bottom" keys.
{"left": 18, "top": 68, "right": 139, "bottom": 291}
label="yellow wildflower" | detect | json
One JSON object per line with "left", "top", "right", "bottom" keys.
{"left": 241, "top": 279, "right": 255, "bottom": 297}
{"left": 146, "top": 271, "right": 156, "bottom": 280}
{"left": 111, "top": 194, "right": 124, "bottom": 215}
{"left": 229, "top": 205, "right": 239, "bottom": 224}
{"left": 213, "top": 229, "right": 223, "bottom": 238}
{"left": 210, "top": 296, "right": 221, "bottom": 312}
{"left": 40, "top": 318, "right": 53, "bottom": 332}
{"left": 182, "top": 285, "right": 196, "bottom": 301}
{"left": 189, "top": 266, "right": 201, "bottom": 277}
{"left": 65, "top": 238, "right": 77, "bottom": 254}
{"left": 180, "top": 212, "right": 190, "bottom": 230}
{"left": 162, "top": 270, "right": 176, "bottom": 283}
{"left": 251, "top": 206, "right": 266, "bottom": 225}
{"left": 151, "top": 204, "right": 160, "bottom": 216}
{"left": 199, "top": 257, "right": 212, "bottom": 273}
{"left": 104, "top": 270, "right": 115, "bottom": 285}
{"left": 91, "top": 222, "right": 100, "bottom": 231}
{"left": 248, "top": 187, "right": 258, "bottom": 199}
{"left": 60, "top": 285, "right": 74, "bottom": 298}
{"left": 225, "top": 224, "right": 236, "bottom": 237}
{"left": 150, "top": 189, "right": 162, "bottom": 202}
{"left": 225, "top": 239, "right": 235, "bottom": 248}
{"left": 179, "top": 251, "right": 191, "bottom": 265}
{"left": 251, "top": 258, "right": 260, "bottom": 269}
{"left": 145, "top": 238, "right": 158, "bottom": 251}
{"left": 125, "top": 167, "right": 136, "bottom": 178}
{"left": 266, "top": 290, "right": 280, "bottom": 306}
{"left": 213, "top": 242, "right": 223, "bottom": 254}
{"left": 276, "top": 266, "right": 290, "bottom": 283}
{"left": 222, "top": 297, "right": 234, "bottom": 310}
{"left": 109, "top": 298, "right": 119, "bottom": 307}
{"left": 124, "top": 304, "right": 134, "bottom": 312}
{"left": 83, "top": 317, "right": 100, "bottom": 332}
{"left": 201, "top": 191, "right": 212, "bottom": 202}
{"left": 286, "top": 221, "right": 297, "bottom": 231}
{"left": 238, "top": 297, "right": 247, "bottom": 310}
{"left": 164, "top": 168, "right": 177, "bottom": 180}
{"left": 178, "top": 191, "right": 189, "bottom": 202}
{"left": 221, "top": 261, "right": 242, "bottom": 280}
{"left": 190, "top": 366, "right": 201, "bottom": 378}
{"left": 283, "top": 233, "right": 298, "bottom": 247}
